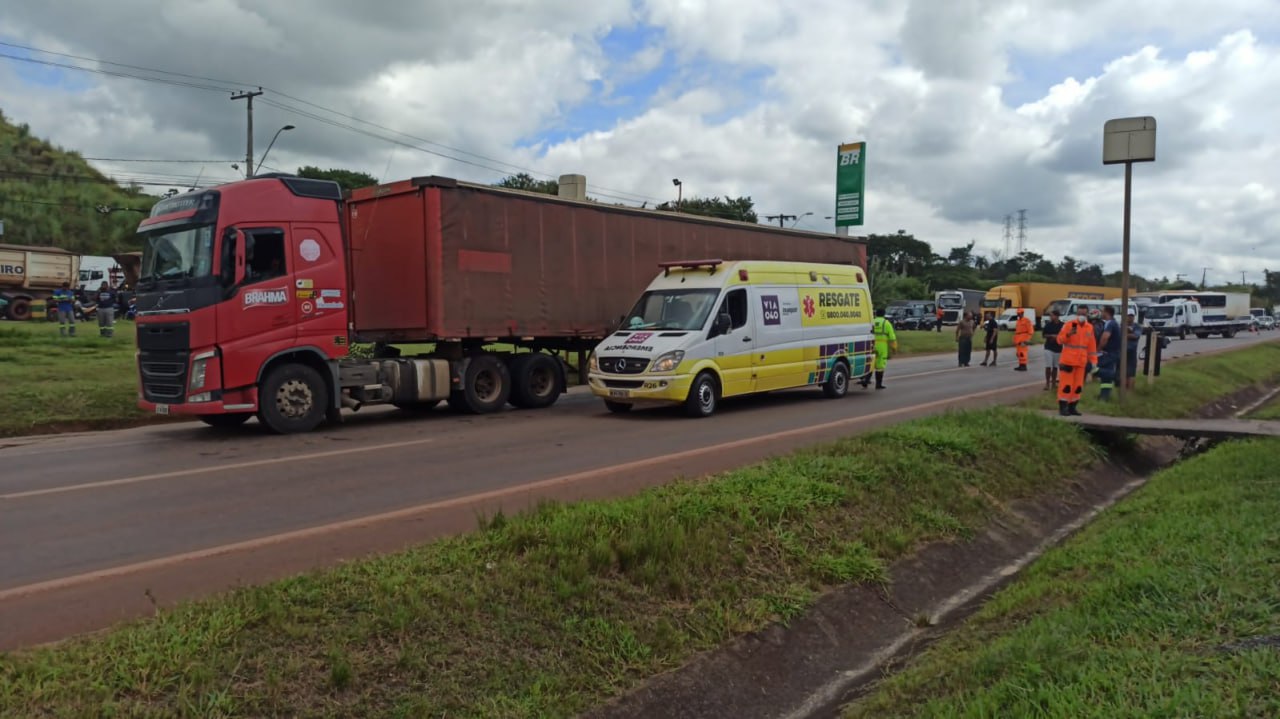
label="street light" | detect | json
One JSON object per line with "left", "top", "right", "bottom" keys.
{"left": 255, "top": 124, "right": 295, "bottom": 176}
{"left": 791, "top": 211, "right": 814, "bottom": 228}
{"left": 672, "top": 178, "right": 682, "bottom": 212}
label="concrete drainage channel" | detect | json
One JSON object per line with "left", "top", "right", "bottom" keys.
{"left": 586, "top": 384, "right": 1280, "bottom": 719}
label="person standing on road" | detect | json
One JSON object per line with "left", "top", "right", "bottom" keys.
{"left": 52, "top": 281, "right": 76, "bottom": 337}
{"left": 1013, "top": 308, "right": 1034, "bottom": 372}
{"left": 935, "top": 307, "right": 943, "bottom": 333}
{"left": 95, "top": 281, "right": 117, "bottom": 338}
{"left": 1056, "top": 304, "right": 1097, "bottom": 416}
{"left": 1096, "top": 306, "right": 1122, "bottom": 401}
{"left": 955, "top": 312, "right": 975, "bottom": 367}
{"left": 1041, "top": 309, "right": 1064, "bottom": 391}
{"left": 861, "top": 308, "right": 899, "bottom": 390}
{"left": 1125, "top": 307, "right": 1142, "bottom": 391}
{"left": 979, "top": 312, "right": 999, "bottom": 366}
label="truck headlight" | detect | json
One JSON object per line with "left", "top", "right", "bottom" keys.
{"left": 189, "top": 349, "right": 216, "bottom": 391}
{"left": 651, "top": 350, "right": 684, "bottom": 373}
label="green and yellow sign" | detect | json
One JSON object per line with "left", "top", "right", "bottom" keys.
{"left": 835, "top": 141, "right": 865, "bottom": 227}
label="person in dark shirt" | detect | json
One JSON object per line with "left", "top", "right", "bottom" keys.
{"left": 979, "top": 312, "right": 1000, "bottom": 366}
{"left": 95, "top": 281, "right": 118, "bottom": 338}
{"left": 52, "top": 282, "right": 76, "bottom": 337}
{"left": 955, "top": 312, "right": 975, "bottom": 367}
{"left": 1096, "top": 306, "right": 1123, "bottom": 401}
{"left": 1040, "top": 309, "right": 1064, "bottom": 391}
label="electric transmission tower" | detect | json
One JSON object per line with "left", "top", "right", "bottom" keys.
{"left": 1016, "top": 209, "right": 1027, "bottom": 254}
{"left": 1002, "top": 214, "right": 1013, "bottom": 258}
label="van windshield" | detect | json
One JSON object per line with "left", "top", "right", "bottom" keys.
{"left": 1147, "top": 306, "right": 1176, "bottom": 319}
{"left": 624, "top": 289, "right": 720, "bottom": 331}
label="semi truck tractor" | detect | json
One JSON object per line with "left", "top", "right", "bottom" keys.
{"left": 935, "top": 289, "right": 984, "bottom": 325}
{"left": 0, "top": 243, "right": 80, "bottom": 320}
{"left": 133, "top": 174, "right": 867, "bottom": 433}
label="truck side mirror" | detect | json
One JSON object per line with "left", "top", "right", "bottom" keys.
{"left": 220, "top": 227, "right": 244, "bottom": 291}
{"left": 711, "top": 313, "right": 732, "bottom": 337}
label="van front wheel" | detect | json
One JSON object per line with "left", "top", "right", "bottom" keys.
{"left": 684, "top": 372, "right": 719, "bottom": 418}
{"left": 823, "top": 360, "right": 850, "bottom": 399}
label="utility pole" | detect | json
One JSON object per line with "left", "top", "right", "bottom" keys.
{"left": 231, "top": 88, "right": 264, "bottom": 180}
{"left": 1016, "top": 209, "right": 1027, "bottom": 254}
{"left": 1002, "top": 214, "right": 1013, "bottom": 258}
{"left": 1200, "top": 267, "right": 1208, "bottom": 290}
{"left": 765, "top": 213, "right": 797, "bottom": 228}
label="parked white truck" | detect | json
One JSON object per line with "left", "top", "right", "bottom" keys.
{"left": 1144, "top": 293, "right": 1252, "bottom": 339}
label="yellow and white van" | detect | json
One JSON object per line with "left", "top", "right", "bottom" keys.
{"left": 588, "top": 259, "right": 876, "bottom": 417}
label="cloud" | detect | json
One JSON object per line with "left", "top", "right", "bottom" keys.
{"left": 0, "top": 0, "right": 1278, "bottom": 282}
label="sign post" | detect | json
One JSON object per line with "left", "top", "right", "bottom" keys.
{"left": 835, "top": 141, "right": 866, "bottom": 235}
{"left": 1103, "top": 117, "right": 1156, "bottom": 401}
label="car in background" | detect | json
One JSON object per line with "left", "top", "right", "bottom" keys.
{"left": 887, "top": 305, "right": 937, "bottom": 331}
{"left": 1259, "top": 315, "right": 1276, "bottom": 330}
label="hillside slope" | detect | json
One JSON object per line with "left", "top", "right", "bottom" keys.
{"left": 0, "top": 108, "right": 157, "bottom": 254}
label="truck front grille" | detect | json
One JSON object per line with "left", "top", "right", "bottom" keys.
{"left": 139, "top": 351, "right": 189, "bottom": 403}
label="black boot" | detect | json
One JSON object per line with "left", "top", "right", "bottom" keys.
{"left": 875, "top": 371, "right": 886, "bottom": 390}
{"left": 1068, "top": 403, "right": 1082, "bottom": 416}
{"left": 1058, "top": 400, "right": 1070, "bottom": 416}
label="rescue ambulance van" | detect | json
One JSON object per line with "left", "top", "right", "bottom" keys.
{"left": 588, "top": 259, "right": 876, "bottom": 417}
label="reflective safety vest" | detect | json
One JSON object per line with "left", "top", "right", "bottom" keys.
{"left": 1056, "top": 317, "right": 1098, "bottom": 367}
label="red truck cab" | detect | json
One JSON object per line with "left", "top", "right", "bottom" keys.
{"left": 135, "top": 176, "right": 350, "bottom": 430}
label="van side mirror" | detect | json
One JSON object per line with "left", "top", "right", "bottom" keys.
{"left": 711, "top": 313, "right": 732, "bottom": 337}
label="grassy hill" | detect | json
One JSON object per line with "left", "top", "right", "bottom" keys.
{"left": 0, "top": 108, "right": 157, "bottom": 254}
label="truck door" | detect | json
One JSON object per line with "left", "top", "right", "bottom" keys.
{"left": 711, "top": 287, "right": 755, "bottom": 397}
{"left": 217, "top": 226, "right": 297, "bottom": 392}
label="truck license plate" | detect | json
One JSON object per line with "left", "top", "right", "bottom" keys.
{"left": 155, "top": 404, "right": 170, "bottom": 415}
{"left": 609, "top": 389, "right": 630, "bottom": 398}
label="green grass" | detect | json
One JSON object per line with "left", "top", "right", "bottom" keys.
{"left": 1248, "top": 393, "right": 1280, "bottom": 420}
{"left": 0, "top": 321, "right": 148, "bottom": 437}
{"left": 1022, "top": 340, "right": 1280, "bottom": 418}
{"left": 0, "top": 409, "right": 1096, "bottom": 718}
{"left": 844, "top": 438, "right": 1280, "bottom": 719}
{"left": 894, "top": 329, "right": 1015, "bottom": 356}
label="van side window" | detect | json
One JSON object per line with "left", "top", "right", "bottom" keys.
{"left": 245, "top": 228, "right": 287, "bottom": 284}
{"left": 720, "top": 288, "right": 748, "bottom": 330}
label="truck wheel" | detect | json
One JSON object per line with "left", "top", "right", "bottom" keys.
{"left": 448, "top": 355, "right": 511, "bottom": 414}
{"left": 684, "top": 372, "right": 719, "bottom": 418}
{"left": 198, "top": 413, "right": 252, "bottom": 429}
{"left": 1179, "top": 327, "right": 1186, "bottom": 340}
{"left": 1223, "top": 330, "right": 1236, "bottom": 339}
{"left": 6, "top": 298, "right": 31, "bottom": 321}
{"left": 258, "top": 364, "right": 329, "bottom": 434}
{"left": 509, "top": 353, "right": 563, "bottom": 409}
{"left": 823, "top": 360, "right": 850, "bottom": 399}
{"left": 603, "top": 400, "right": 633, "bottom": 414}
{"left": 1195, "top": 332, "right": 1209, "bottom": 339}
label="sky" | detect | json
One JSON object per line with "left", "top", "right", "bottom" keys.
{"left": 1, "top": 0, "right": 1278, "bottom": 284}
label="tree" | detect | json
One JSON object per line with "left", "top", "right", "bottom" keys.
{"left": 868, "top": 257, "right": 931, "bottom": 308}
{"left": 296, "top": 166, "right": 379, "bottom": 192}
{"left": 866, "top": 231, "right": 934, "bottom": 276}
{"left": 946, "top": 241, "right": 976, "bottom": 267}
{"left": 655, "top": 196, "right": 758, "bottom": 223}
{"left": 495, "top": 172, "right": 559, "bottom": 195}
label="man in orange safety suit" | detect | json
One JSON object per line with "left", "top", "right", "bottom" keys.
{"left": 1013, "top": 308, "right": 1034, "bottom": 372}
{"left": 1056, "top": 304, "right": 1098, "bottom": 416}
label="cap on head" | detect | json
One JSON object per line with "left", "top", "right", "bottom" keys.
{"left": 1016, "top": 308, "right": 1025, "bottom": 315}
{"left": 875, "top": 308, "right": 886, "bottom": 318}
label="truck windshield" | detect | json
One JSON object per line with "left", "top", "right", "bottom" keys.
{"left": 1045, "top": 300, "right": 1070, "bottom": 316}
{"left": 981, "top": 298, "right": 1005, "bottom": 309}
{"left": 624, "top": 289, "right": 720, "bottom": 331}
{"left": 138, "top": 225, "right": 215, "bottom": 287}
{"left": 937, "top": 295, "right": 962, "bottom": 308}
{"left": 1147, "top": 306, "right": 1175, "bottom": 318}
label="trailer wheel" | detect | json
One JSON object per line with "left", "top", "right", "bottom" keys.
{"left": 603, "top": 400, "right": 633, "bottom": 414}
{"left": 684, "top": 372, "right": 719, "bottom": 418}
{"left": 823, "top": 360, "right": 850, "bottom": 399}
{"left": 198, "top": 413, "right": 252, "bottom": 429}
{"left": 509, "top": 353, "right": 563, "bottom": 409}
{"left": 258, "top": 363, "right": 329, "bottom": 434}
{"left": 448, "top": 355, "right": 511, "bottom": 414}
{"left": 6, "top": 298, "right": 31, "bottom": 321}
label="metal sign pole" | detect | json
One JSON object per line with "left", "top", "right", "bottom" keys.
{"left": 1118, "top": 161, "right": 1132, "bottom": 401}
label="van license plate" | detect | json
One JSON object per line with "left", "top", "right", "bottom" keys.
{"left": 609, "top": 390, "right": 630, "bottom": 398}
{"left": 155, "top": 404, "right": 170, "bottom": 415}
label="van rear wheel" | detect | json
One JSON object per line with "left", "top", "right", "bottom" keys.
{"left": 823, "top": 360, "right": 850, "bottom": 399}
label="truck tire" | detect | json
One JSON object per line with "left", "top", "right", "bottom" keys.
{"left": 6, "top": 297, "right": 31, "bottom": 321}
{"left": 684, "top": 372, "right": 719, "bottom": 418}
{"left": 1195, "top": 332, "right": 1209, "bottom": 339}
{"left": 393, "top": 400, "right": 440, "bottom": 412}
{"left": 823, "top": 360, "right": 850, "bottom": 399}
{"left": 509, "top": 353, "right": 563, "bottom": 409}
{"left": 448, "top": 355, "right": 511, "bottom": 414}
{"left": 1179, "top": 327, "right": 1186, "bottom": 340}
{"left": 1223, "top": 330, "right": 1236, "bottom": 339}
{"left": 603, "top": 400, "right": 633, "bottom": 414}
{"left": 198, "top": 413, "right": 252, "bottom": 429}
{"left": 257, "top": 363, "right": 330, "bottom": 434}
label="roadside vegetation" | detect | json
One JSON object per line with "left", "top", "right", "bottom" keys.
{"left": 0, "top": 408, "right": 1096, "bottom": 717}
{"left": 893, "top": 328, "right": 1013, "bottom": 356}
{"left": 1022, "top": 339, "right": 1280, "bottom": 418}
{"left": 0, "top": 322, "right": 147, "bottom": 438}
{"left": 844, "top": 438, "right": 1280, "bottom": 719}
{"left": 1248, "top": 392, "right": 1280, "bottom": 420}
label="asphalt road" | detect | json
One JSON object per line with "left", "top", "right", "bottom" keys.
{"left": 1, "top": 332, "right": 1273, "bottom": 649}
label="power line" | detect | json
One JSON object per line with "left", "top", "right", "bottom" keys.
{"left": 0, "top": 40, "right": 250, "bottom": 90}
{"left": 80, "top": 157, "right": 239, "bottom": 163}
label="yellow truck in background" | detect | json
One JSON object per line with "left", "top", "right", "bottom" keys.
{"left": 980, "top": 282, "right": 1122, "bottom": 326}
{"left": 0, "top": 243, "right": 80, "bottom": 321}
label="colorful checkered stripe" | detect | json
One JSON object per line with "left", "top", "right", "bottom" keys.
{"left": 807, "top": 339, "right": 875, "bottom": 384}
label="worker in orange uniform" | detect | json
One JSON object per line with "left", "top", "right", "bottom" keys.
{"left": 1012, "top": 308, "right": 1034, "bottom": 372}
{"left": 1056, "top": 304, "right": 1098, "bottom": 416}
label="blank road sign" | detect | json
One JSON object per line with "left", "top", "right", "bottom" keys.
{"left": 1103, "top": 116, "right": 1157, "bottom": 164}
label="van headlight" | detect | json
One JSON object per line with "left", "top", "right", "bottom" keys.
{"left": 589, "top": 354, "right": 599, "bottom": 372}
{"left": 650, "top": 350, "right": 684, "bottom": 373}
